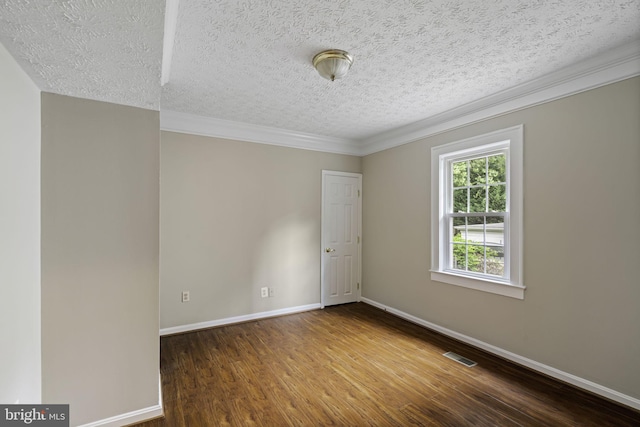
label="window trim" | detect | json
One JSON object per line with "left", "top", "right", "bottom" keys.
{"left": 430, "top": 125, "right": 524, "bottom": 299}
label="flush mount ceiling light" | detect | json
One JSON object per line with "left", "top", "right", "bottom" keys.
{"left": 312, "top": 49, "right": 354, "bottom": 81}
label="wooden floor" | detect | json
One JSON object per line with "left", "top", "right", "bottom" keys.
{"left": 133, "top": 303, "right": 639, "bottom": 426}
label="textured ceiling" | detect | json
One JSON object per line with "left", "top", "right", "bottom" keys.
{"left": 0, "top": 0, "right": 164, "bottom": 110}
{"left": 1, "top": 0, "right": 639, "bottom": 142}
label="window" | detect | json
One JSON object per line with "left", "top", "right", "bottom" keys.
{"left": 431, "top": 126, "right": 524, "bottom": 299}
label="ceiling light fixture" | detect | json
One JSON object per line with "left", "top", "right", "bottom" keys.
{"left": 312, "top": 49, "right": 354, "bottom": 81}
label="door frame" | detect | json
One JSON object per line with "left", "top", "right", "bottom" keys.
{"left": 320, "top": 170, "right": 363, "bottom": 308}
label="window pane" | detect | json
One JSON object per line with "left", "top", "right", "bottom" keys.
{"left": 469, "top": 158, "right": 486, "bottom": 185}
{"left": 488, "top": 154, "right": 506, "bottom": 183}
{"left": 452, "top": 217, "right": 465, "bottom": 240}
{"left": 469, "top": 187, "right": 486, "bottom": 212}
{"left": 488, "top": 184, "right": 506, "bottom": 212}
{"left": 452, "top": 161, "right": 467, "bottom": 187}
{"left": 485, "top": 216, "right": 504, "bottom": 246}
{"left": 467, "top": 245, "right": 485, "bottom": 273}
{"left": 452, "top": 244, "right": 466, "bottom": 270}
{"left": 486, "top": 246, "right": 505, "bottom": 276}
{"left": 467, "top": 216, "right": 484, "bottom": 244}
{"left": 453, "top": 189, "right": 468, "bottom": 213}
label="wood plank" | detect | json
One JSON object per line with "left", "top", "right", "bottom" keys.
{"left": 132, "top": 303, "right": 639, "bottom": 427}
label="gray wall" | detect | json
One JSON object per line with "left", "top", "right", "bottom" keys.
{"left": 362, "top": 76, "right": 640, "bottom": 400}
{"left": 41, "top": 93, "right": 160, "bottom": 425}
{"left": 0, "top": 41, "right": 42, "bottom": 404}
{"left": 160, "top": 132, "right": 361, "bottom": 329}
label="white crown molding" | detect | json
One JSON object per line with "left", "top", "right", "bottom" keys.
{"left": 360, "top": 40, "right": 640, "bottom": 155}
{"left": 160, "top": 110, "right": 362, "bottom": 156}
{"left": 160, "top": 40, "right": 639, "bottom": 157}
{"left": 360, "top": 297, "right": 640, "bottom": 411}
{"left": 159, "top": 303, "right": 321, "bottom": 336}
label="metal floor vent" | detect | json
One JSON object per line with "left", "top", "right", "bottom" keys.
{"left": 443, "top": 351, "right": 477, "bottom": 367}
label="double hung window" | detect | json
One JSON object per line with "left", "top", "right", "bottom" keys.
{"left": 431, "top": 126, "right": 524, "bottom": 299}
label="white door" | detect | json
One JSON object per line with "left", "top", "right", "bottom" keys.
{"left": 321, "top": 171, "right": 362, "bottom": 307}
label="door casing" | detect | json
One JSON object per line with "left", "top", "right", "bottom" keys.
{"left": 320, "top": 170, "right": 362, "bottom": 307}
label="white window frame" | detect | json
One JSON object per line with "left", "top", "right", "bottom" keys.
{"left": 431, "top": 125, "right": 524, "bottom": 299}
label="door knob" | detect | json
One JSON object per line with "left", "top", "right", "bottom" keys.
{"left": 325, "top": 248, "right": 335, "bottom": 253}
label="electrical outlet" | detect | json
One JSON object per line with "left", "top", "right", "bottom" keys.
{"left": 260, "top": 287, "right": 268, "bottom": 298}
{"left": 268, "top": 287, "right": 274, "bottom": 297}
{"left": 181, "top": 291, "right": 190, "bottom": 303}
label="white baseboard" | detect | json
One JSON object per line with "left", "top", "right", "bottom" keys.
{"left": 78, "top": 373, "right": 163, "bottom": 427}
{"left": 360, "top": 297, "right": 640, "bottom": 411}
{"left": 159, "top": 303, "right": 322, "bottom": 336}
{"left": 77, "top": 404, "right": 162, "bottom": 427}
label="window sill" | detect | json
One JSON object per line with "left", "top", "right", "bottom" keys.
{"left": 430, "top": 270, "right": 525, "bottom": 299}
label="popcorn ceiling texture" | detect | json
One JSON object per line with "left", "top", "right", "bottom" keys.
{"left": 0, "top": 1, "right": 638, "bottom": 138}
{"left": 0, "top": 0, "right": 164, "bottom": 110}
{"left": 163, "top": 0, "right": 640, "bottom": 140}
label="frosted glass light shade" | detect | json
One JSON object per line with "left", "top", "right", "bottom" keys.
{"left": 313, "top": 50, "right": 354, "bottom": 81}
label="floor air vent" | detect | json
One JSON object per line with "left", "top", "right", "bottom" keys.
{"left": 443, "top": 351, "right": 477, "bottom": 367}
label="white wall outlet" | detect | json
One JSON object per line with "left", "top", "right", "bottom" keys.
{"left": 268, "top": 287, "right": 274, "bottom": 297}
{"left": 260, "top": 287, "right": 268, "bottom": 298}
{"left": 181, "top": 291, "right": 190, "bottom": 302}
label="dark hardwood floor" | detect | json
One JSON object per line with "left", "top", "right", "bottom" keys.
{"left": 132, "top": 303, "right": 639, "bottom": 426}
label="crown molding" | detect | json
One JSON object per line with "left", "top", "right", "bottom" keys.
{"left": 160, "top": 40, "right": 639, "bottom": 157}
{"left": 360, "top": 40, "right": 640, "bottom": 155}
{"left": 160, "top": 110, "right": 362, "bottom": 155}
